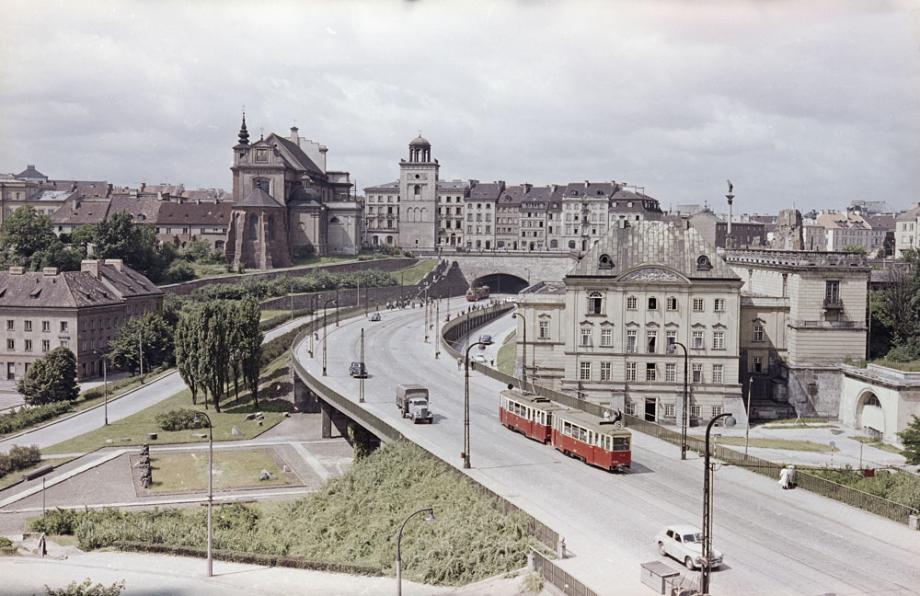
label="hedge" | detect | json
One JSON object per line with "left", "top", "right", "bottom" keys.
{"left": 190, "top": 270, "right": 397, "bottom": 303}
{"left": 0, "top": 445, "right": 42, "bottom": 479}
{"left": 154, "top": 408, "right": 210, "bottom": 432}
{"left": 0, "top": 402, "right": 71, "bottom": 435}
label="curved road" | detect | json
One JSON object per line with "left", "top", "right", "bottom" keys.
{"left": 0, "top": 314, "right": 320, "bottom": 452}
{"left": 296, "top": 300, "right": 920, "bottom": 596}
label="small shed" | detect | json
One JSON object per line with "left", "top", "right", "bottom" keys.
{"left": 640, "top": 561, "right": 681, "bottom": 594}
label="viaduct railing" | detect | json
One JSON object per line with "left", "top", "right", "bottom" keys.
{"left": 441, "top": 305, "right": 919, "bottom": 527}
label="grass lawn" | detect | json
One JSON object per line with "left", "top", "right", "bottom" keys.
{"left": 0, "top": 457, "right": 72, "bottom": 491}
{"left": 189, "top": 262, "right": 231, "bottom": 279}
{"left": 395, "top": 259, "right": 437, "bottom": 286}
{"left": 869, "top": 358, "right": 920, "bottom": 372}
{"left": 496, "top": 331, "right": 516, "bottom": 375}
{"left": 853, "top": 435, "right": 904, "bottom": 455}
{"left": 715, "top": 437, "right": 839, "bottom": 453}
{"left": 148, "top": 448, "right": 294, "bottom": 493}
{"left": 260, "top": 309, "right": 288, "bottom": 321}
{"left": 43, "top": 357, "right": 293, "bottom": 455}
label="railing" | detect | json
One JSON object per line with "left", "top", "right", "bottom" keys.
{"left": 442, "top": 306, "right": 919, "bottom": 527}
{"left": 531, "top": 550, "right": 598, "bottom": 596}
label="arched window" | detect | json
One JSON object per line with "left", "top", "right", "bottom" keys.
{"left": 587, "top": 292, "right": 603, "bottom": 315}
{"left": 697, "top": 255, "right": 713, "bottom": 271}
{"left": 863, "top": 394, "right": 881, "bottom": 407}
{"left": 568, "top": 240, "right": 576, "bottom": 249}
{"left": 329, "top": 217, "right": 340, "bottom": 224}
{"left": 550, "top": 239, "right": 558, "bottom": 249}
{"left": 414, "top": 185, "right": 421, "bottom": 196}
{"left": 598, "top": 253, "right": 614, "bottom": 270}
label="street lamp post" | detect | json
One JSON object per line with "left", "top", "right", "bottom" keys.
{"left": 92, "top": 350, "right": 109, "bottom": 425}
{"left": 434, "top": 299, "right": 440, "bottom": 359}
{"left": 322, "top": 298, "right": 336, "bottom": 376}
{"left": 667, "top": 341, "right": 690, "bottom": 460}
{"left": 395, "top": 508, "right": 436, "bottom": 596}
{"left": 512, "top": 312, "right": 527, "bottom": 392}
{"left": 194, "top": 410, "right": 214, "bottom": 577}
{"left": 702, "top": 412, "right": 735, "bottom": 594}
{"left": 463, "top": 340, "right": 492, "bottom": 468}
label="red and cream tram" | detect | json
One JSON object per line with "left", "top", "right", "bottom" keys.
{"left": 550, "top": 409, "right": 631, "bottom": 472}
{"left": 499, "top": 389, "right": 562, "bottom": 443}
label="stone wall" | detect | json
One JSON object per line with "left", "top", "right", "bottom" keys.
{"left": 786, "top": 366, "right": 843, "bottom": 418}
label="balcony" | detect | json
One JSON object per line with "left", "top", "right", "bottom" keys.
{"left": 823, "top": 297, "right": 844, "bottom": 310}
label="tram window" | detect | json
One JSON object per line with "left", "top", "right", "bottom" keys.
{"left": 613, "top": 437, "right": 629, "bottom": 451}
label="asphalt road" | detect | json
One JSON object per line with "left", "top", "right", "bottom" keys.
{"left": 296, "top": 299, "right": 920, "bottom": 596}
{"left": 0, "top": 314, "right": 317, "bottom": 453}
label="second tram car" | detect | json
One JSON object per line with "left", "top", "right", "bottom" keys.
{"left": 499, "top": 389, "right": 562, "bottom": 443}
{"left": 550, "top": 409, "right": 631, "bottom": 472}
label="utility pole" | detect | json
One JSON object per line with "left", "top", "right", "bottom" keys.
{"left": 424, "top": 288, "right": 430, "bottom": 342}
{"left": 138, "top": 331, "right": 144, "bottom": 377}
{"left": 434, "top": 299, "right": 440, "bottom": 359}
{"left": 359, "top": 327, "right": 365, "bottom": 403}
{"left": 289, "top": 276, "right": 294, "bottom": 321}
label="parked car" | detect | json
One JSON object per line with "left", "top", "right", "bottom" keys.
{"left": 472, "top": 354, "right": 487, "bottom": 364}
{"left": 478, "top": 334, "right": 492, "bottom": 348}
{"left": 370, "top": 312, "right": 382, "bottom": 322}
{"left": 349, "top": 361, "right": 368, "bottom": 378}
{"left": 655, "top": 525, "right": 723, "bottom": 570}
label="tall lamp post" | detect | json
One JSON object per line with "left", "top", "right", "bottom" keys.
{"left": 463, "top": 339, "right": 493, "bottom": 468}
{"left": 702, "top": 412, "right": 735, "bottom": 594}
{"left": 91, "top": 350, "right": 109, "bottom": 426}
{"left": 512, "top": 312, "right": 527, "bottom": 392}
{"left": 667, "top": 341, "right": 689, "bottom": 460}
{"left": 322, "top": 298, "right": 336, "bottom": 376}
{"left": 194, "top": 410, "right": 214, "bottom": 577}
{"left": 396, "top": 507, "right": 436, "bottom": 596}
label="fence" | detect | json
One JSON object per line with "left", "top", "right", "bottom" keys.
{"left": 441, "top": 306, "right": 919, "bottom": 527}
{"left": 531, "top": 550, "right": 598, "bottom": 596}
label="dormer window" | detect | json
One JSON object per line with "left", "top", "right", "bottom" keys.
{"left": 598, "top": 254, "right": 614, "bottom": 270}
{"left": 697, "top": 255, "right": 713, "bottom": 271}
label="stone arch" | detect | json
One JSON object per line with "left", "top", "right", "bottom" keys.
{"left": 472, "top": 272, "right": 529, "bottom": 294}
{"left": 856, "top": 390, "right": 885, "bottom": 439}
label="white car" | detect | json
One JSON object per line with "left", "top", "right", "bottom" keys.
{"left": 472, "top": 354, "right": 487, "bottom": 364}
{"left": 655, "top": 525, "right": 723, "bottom": 570}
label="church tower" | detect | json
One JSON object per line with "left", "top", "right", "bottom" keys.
{"left": 398, "top": 135, "right": 439, "bottom": 251}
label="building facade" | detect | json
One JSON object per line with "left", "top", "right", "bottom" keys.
{"left": 894, "top": 203, "right": 920, "bottom": 258}
{"left": 0, "top": 259, "right": 163, "bottom": 381}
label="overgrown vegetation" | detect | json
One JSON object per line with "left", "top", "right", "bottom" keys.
{"left": 0, "top": 402, "right": 72, "bottom": 435}
{"left": 189, "top": 270, "right": 396, "bottom": 302}
{"left": 870, "top": 249, "right": 920, "bottom": 361}
{"left": 0, "top": 445, "right": 42, "bottom": 479}
{"left": 44, "top": 578, "right": 125, "bottom": 596}
{"left": 897, "top": 415, "right": 920, "bottom": 464}
{"left": 36, "top": 442, "right": 531, "bottom": 586}
{"left": 0, "top": 536, "right": 14, "bottom": 555}
{"left": 811, "top": 467, "right": 920, "bottom": 510}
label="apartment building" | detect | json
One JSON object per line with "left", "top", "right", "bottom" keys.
{"left": 894, "top": 203, "right": 920, "bottom": 258}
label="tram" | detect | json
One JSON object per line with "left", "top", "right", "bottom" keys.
{"left": 550, "top": 408, "right": 631, "bottom": 472}
{"left": 465, "top": 285, "right": 490, "bottom": 302}
{"left": 499, "top": 389, "right": 562, "bottom": 443}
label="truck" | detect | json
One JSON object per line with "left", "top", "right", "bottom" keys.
{"left": 396, "top": 384, "right": 434, "bottom": 424}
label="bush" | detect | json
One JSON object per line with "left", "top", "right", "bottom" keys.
{"left": 30, "top": 508, "right": 79, "bottom": 535}
{"left": 45, "top": 578, "right": 125, "bottom": 596}
{"left": 260, "top": 327, "right": 302, "bottom": 368}
{"left": 163, "top": 260, "right": 196, "bottom": 283}
{"left": 154, "top": 408, "right": 209, "bottom": 432}
{"left": 0, "top": 445, "right": 42, "bottom": 478}
{"left": 0, "top": 402, "right": 72, "bottom": 435}
{"left": 189, "top": 270, "right": 397, "bottom": 303}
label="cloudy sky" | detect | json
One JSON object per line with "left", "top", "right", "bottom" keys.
{"left": 1, "top": 0, "right": 918, "bottom": 213}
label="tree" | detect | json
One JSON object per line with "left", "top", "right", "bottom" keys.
{"left": 872, "top": 250, "right": 920, "bottom": 359}
{"left": 175, "top": 307, "right": 202, "bottom": 405}
{"left": 108, "top": 312, "right": 175, "bottom": 373}
{"left": 17, "top": 347, "right": 79, "bottom": 405}
{"left": 842, "top": 244, "right": 868, "bottom": 255}
{"left": 199, "top": 302, "right": 233, "bottom": 412}
{"left": 93, "top": 212, "right": 173, "bottom": 282}
{"left": 237, "top": 298, "right": 263, "bottom": 408}
{"left": 0, "top": 206, "right": 57, "bottom": 258}
{"left": 897, "top": 415, "right": 920, "bottom": 465}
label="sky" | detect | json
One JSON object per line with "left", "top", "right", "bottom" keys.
{"left": 1, "top": 0, "right": 918, "bottom": 213}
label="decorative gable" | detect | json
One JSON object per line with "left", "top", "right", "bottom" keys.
{"left": 618, "top": 267, "right": 688, "bottom": 284}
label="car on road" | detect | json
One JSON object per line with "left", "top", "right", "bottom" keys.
{"left": 370, "top": 312, "right": 382, "bottom": 322}
{"left": 472, "top": 354, "right": 487, "bottom": 364}
{"left": 655, "top": 525, "right": 723, "bottom": 570}
{"left": 349, "top": 361, "right": 368, "bottom": 378}
{"left": 478, "top": 334, "right": 492, "bottom": 348}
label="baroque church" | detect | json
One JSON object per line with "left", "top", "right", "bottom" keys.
{"left": 225, "top": 115, "right": 361, "bottom": 269}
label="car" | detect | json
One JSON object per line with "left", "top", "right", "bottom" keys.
{"left": 349, "top": 361, "right": 368, "bottom": 378}
{"left": 370, "top": 312, "right": 382, "bottom": 322}
{"left": 472, "top": 354, "right": 487, "bottom": 364}
{"left": 478, "top": 334, "right": 492, "bottom": 348}
{"left": 655, "top": 525, "right": 723, "bottom": 571}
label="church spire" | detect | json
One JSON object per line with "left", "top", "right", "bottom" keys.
{"left": 238, "top": 111, "right": 250, "bottom": 145}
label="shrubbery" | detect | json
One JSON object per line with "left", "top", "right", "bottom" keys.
{"left": 812, "top": 467, "right": 920, "bottom": 510}
{"left": 44, "top": 578, "right": 125, "bottom": 596}
{"left": 30, "top": 508, "right": 79, "bottom": 535}
{"left": 189, "top": 270, "right": 397, "bottom": 302}
{"left": 0, "top": 402, "right": 72, "bottom": 435}
{"left": 154, "top": 409, "right": 209, "bottom": 432}
{"left": 0, "top": 445, "right": 42, "bottom": 478}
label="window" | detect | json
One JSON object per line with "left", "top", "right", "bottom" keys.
{"left": 665, "top": 363, "right": 677, "bottom": 383}
{"left": 647, "top": 297, "right": 658, "bottom": 310}
{"left": 645, "top": 363, "right": 657, "bottom": 381}
{"left": 690, "top": 404, "right": 702, "bottom": 418}
{"left": 60, "top": 339, "right": 69, "bottom": 348}
{"left": 626, "top": 296, "right": 637, "bottom": 310}
{"left": 666, "top": 330, "right": 677, "bottom": 346}
{"left": 601, "top": 327, "right": 612, "bottom": 347}
{"left": 41, "top": 339, "right": 50, "bottom": 352}
{"left": 825, "top": 280, "right": 840, "bottom": 304}
{"left": 752, "top": 356, "right": 763, "bottom": 373}
{"left": 712, "top": 405, "right": 723, "bottom": 417}
{"left": 539, "top": 320, "right": 549, "bottom": 339}
{"left": 579, "top": 361, "right": 592, "bottom": 381}
{"left": 666, "top": 297, "right": 678, "bottom": 311}
{"left": 5, "top": 320, "right": 12, "bottom": 331}
{"left": 692, "top": 298, "right": 704, "bottom": 312}
{"left": 588, "top": 292, "right": 603, "bottom": 314}
{"left": 6, "top": 339, "right": 13, "bottom": 350}
{"left": 752, "top": 323, "right": 764, "bottom": 342}
{"left": 24, "top": 320, "right": 32, "bottom": 332}
{"left": 647, "top": 330, "right": 657, "bottom": 353}
{"left": 413, "top": 185, "right": 421, "bottom": 195}
{"left": 60, "top": 321, "right": 68, "bottom": 332}
{"left": 580, "top": 327, "right": 592, "bottom": 347}
{"left": 692, "top": 330, "right": 704, "bottom": 349}
{"left": 625, "top": 400, "right": 636, "bottom": 416}
{"left": 626, "top": 362, "right": 637, "bottom": 381}
{"left": 42, "top": 321, "right": 50, "bottom": 332}
{"left": 712, "top": 364, "right": 724, "bottom": 384}
{"left": 713, "top": 298, "right": 726, "bottom": 312}
{"left": 692, "top": 363, "right": 703, "bottom": 383}
{"left": 713, "top": 331, "right": 725, "bottom": 350}
{"left": 600, "top": 362, "right": 612, "bottom": 381}
{"left": 24, "top": 339, "right": 32, "bottom": 352}
{"left": 664, "top": 403, "right": 675, "bottom": 417}
{"left": 626, "top": 329, "right": 637, "bottom": 353}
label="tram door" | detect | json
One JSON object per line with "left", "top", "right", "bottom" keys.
{"left": 644, "top": 398, "right": 657, "bottom": 422}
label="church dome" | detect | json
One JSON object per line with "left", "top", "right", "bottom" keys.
{"left": 409, "top": 135, "right": 430, "bottom": 147}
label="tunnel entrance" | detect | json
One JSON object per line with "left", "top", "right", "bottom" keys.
{"left": 472, "top": 273, "right": 530, "bottom": 294}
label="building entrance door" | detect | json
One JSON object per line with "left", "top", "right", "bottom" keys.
{"left": 644, "top": 398, "right": 656, "bottom": 422}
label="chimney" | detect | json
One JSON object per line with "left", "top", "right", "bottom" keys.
{"left": 42, "top": 267, "right": 59, "bottom": 276}
{"left": 104, "top": 259, "right": 124, "bottom": 272}
{"left": 290, "top": 126, "right": 300, "bottom": 146}
{"left": 81, "top": 259, "right": 102, "bottom": 278}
